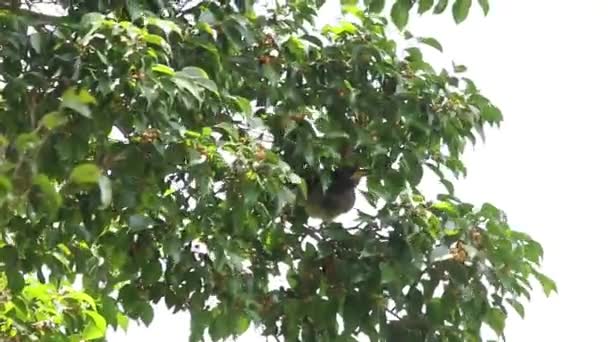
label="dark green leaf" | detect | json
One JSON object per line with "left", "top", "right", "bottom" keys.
{"left": 369, "top": 0, "right": 386, "bottom": 13}
{"left": 452, "top": 0, "right": 473, "bottom": 23}
{"left": 484, "top": 308, "right": 506, "bottom": 336}
{"left": 433, "top": 0, "right": 448, "bottom": 13}
{"left": 140, "top": 303, "right": 155, "bottom": 326}
{"left": 418, "top": 0, "right": 434, "bottom": 14}
{"left": 0, "top": 245, "right": 18, "bottom": 266}
{"left": 6, "top": 268, "right": 25, "bottom": 293}
{"left": 418, "top": 37, "right": 443, "bottom": 52}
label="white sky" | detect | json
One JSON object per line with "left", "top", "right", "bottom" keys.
{"left": 109, "top": 0, "right": 608, "bottom": 341}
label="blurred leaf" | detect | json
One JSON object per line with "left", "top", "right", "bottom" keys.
{"left": 235, "top": 313, "right": 250, "bottom": 335}
{"left": 117, "top": 313, "right": 129, "bottom": 332}
{"left": 418, "top": 0, "right": 434, "bottom": 14}
{"left": 65, "top": 292, "right": 97, "bottom": 309}
{"left": 70, "top": 164, "right": 101, "bottom": 184}
{"left": 152, "top": 64, "right": 176, "bottom": 76}
{"left": 433, "top": 0, "right": 448, "bottom": 13}
{"left": 6, "top": 269, "right": 25, "bottom": 293}
{"left": 452, "top": 0, "right": 473, "bottom": 23}
{"left": 368, "top": 0, "right": 386, "bottom": 13}
{"left": 391, "top": 0, "right": 411, "bottom": 30}
{"left": 30, "top": 33, "right": 42, "bottom": 53}
{"left": 33, "top": 175, "right": 62, "bottom": 217}
{"left": 0, "top": 245, "right": 18, "bottom": 266}
{"left": 506, "top": 298, "right": 525, "bottom": 318}
{"left": 478, "top": 0, "right": 490, "bottom": 15}
{"left": 484, "top": 308, "right": 506, "bottom": 336}
{"left": 83, "top": 310, "right": 107, "bottom": 340}
{"left": 481, "top": 104, "right": 503, "bottom": 123}
{"left": 40, "top": 111, "right": 68, "bottom": 130}
{"left": 418, "top": 37, "right": 443, "bottom": 52}
{"left": 129, "top": 214, "right": 153, "bottom": 232}
{"left": 61, "top": 87, "right": 97, "bottom": 118}
{"left": 532, "top": 270, "right": 558, "bottom": 296}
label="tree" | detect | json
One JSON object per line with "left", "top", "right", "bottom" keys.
{"left": 0, "top": 0, "right": 555, "bottom": 341}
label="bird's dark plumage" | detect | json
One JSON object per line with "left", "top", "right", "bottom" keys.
{"left": 304, "top": 166, "right": 366, "bottom": 221}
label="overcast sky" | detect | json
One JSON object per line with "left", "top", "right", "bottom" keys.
{"left": 109, "top": 0, "right": 608, "bottom": 340}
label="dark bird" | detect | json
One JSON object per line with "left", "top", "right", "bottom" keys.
{"left": 304, "top": 166, "right": 367, "bottom": 221}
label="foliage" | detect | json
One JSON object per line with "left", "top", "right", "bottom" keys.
{"left": 0, "top": 0, "right": 555, "bottom": 341}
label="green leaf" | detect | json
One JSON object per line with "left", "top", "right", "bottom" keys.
{"left": 143, "top": 33, "right": 168, "bottom": 49}
{"left": 0, "top": 175, "right": 12, "bottom": 197}
{"left": 33, "top": 175, "right": 62, "bottom": 217}
{"left": 146, "top": 17, "right": 183, "bottom": 37}
{"left": 431, "top": 201, "right": 458, "bottom": 216}
{"left": 481, "top": 104, "right": 503, "bottom": 123}
{"left": 65, "top": 292, "right": 97, "bottom": 309}
{"left": 418, "top": 0, "right": 434, "bottom": 14}
{"left": 40, "top": 111, "right": 68, "bottom": 130}
{"left": 163, "top": 236, "right": 183, "bottom": 262}
{"left": 140, "top": 302, "right": 154, "bottom": 326}
{"left": 61, "top": 87, "right": 97, "bottom": 118}
{"left": 532, "top": 270, "right": 558, "bottom": 296}
{"left": 235, "top": 313, "right": 250, "bottom": 335}
{"left": 453, "top": 63, "right": 468, "bottom": 73}
{"left": 478, "top": 0, "right": 490, "bottom": 15}
{"left": 0, "top": 245, "right": 18, "bottom": 266}
{"left": 452, "top": 0, "right": 472, "bottom": 23}
{"left": 391, "top": 0, "right": 411, "bottom": 30}
{"left": 81, "top": 12, "right": 104, "bottom": 27}
{"left": 484, "top": 308, "right": 506, "bottom": 336}
{"left": 506, "top": 298, "right": 525, "bottom": 318}
{"left": 233, "top": 96, "right": 252, "bottom": 116}
{"left": 69, "top": 164, "right": 101, "bottom": 184}
{"left": 126, "top": 0, "right": 145, "bottom": 19}
{"left": 418, "top": 37, "right": 443, "bottom": 52}
{"left": 426, "top": 298, "right": 443, "bottom": 324}
{"left": 368, "top": 0, "right": 386, "bottom": 13}
{"left": 178, "top": 66, "right": 210, "bottom": 79}
{"left": 15, "top": 132, "right": 40, "bottom": 153}
{"left": 6, "top": 268, "right": 25, "bottom": 293}
{"left": 433, "top": 0, "right": 448, "bottom": 13}
{"left": 116, "top": 313, "right": 129, "bottom": 332}
{"left": 524, "top": 240, "right": 544, "bottom": 265}
{"left": 83, "top": 310, "right": 107, "bottom": 340}
{"left": 380, "top": 262, "right": 398, "bottom": 284}
{"left": 152, "top": 64, "right": 176, "bottom": 76}
{"left": 197, "top": 78, "right": 219, "bottom": 95}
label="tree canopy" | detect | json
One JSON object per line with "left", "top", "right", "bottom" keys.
{"left": 0, "top": 0, "right": 555, "bottom": 341}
